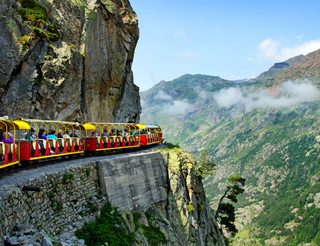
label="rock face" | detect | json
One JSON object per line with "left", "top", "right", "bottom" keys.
{"left": 0, "top": 0, "right": 140, "bottom": 122}
{"left": 159, "top": 148, "right": 225, "bottom": 246}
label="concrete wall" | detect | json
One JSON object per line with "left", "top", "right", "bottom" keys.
{"left": 98, "top": 152, "right": 168, "bottom": 211}
{"left": 0, "top": 152, "right": 168, "bottom": 241}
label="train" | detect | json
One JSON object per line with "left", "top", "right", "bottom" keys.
{"left": 0, "top": 117, "right": 162, "bottom": 170}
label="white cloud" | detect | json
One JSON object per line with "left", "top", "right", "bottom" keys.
{"left": 173, "top": 30, "right": 186, "bottom": 38}
{"left": 155, "top": 90, "right": 172, "bottom": 101}
{"left": 153, "top": 90, "right": 195, "bottom": 115}
{"left": 247, "top": 57, "right": 255, "bottom": 63}
{"left": 214, "top": 80, "right": 320, "bottom": 110}
{"left": 165, "top": 100, "right": 195, "bottom": 115}
{"left": 176, "top": 51, "right": 199, "bottom": 60}
{"left": 258, "top": 38, "right": 320, "bottom": 61}
{"left": 296, "top": 34, "right": 304, "bottom": 41}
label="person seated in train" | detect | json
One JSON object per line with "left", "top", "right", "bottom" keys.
{"left": 57, "top": 129, "right": 63, "bottom": 138}
{"left": 25, "top": 128, "right": 36, "bottom": 141}
{"left": 101, "top": 129, "right": 109, "bottom": 137}
{"left": 122, "top": 129, "right": 129, "bottom": 144}
{"left": 109, "top": 129, "right": 115, "bottom": 136}
{"left": 91, "top": 131, "right": 97, "bottom": 137}
{"left": 37, "top": 128, "right": 47, "bottom": 154}
{"left": 38, "top": 128, "right": 47, "bottom": 139}
{"left": 63, "top": 130, "right": 71, "bottom": 139}
{"left": 0, "top": 129, "right": 13, "bottom": 144}
{"left": 47, "top": 130, "right": 57, "bottom": 140}
{"left": 122, "top": 129, "right": 129, "bottom": 137}
{"left": 116, "top": 129, "right": 122, "bottom": 136}
{"left": 70, "top": 131, "right": 79, "bottom": 138}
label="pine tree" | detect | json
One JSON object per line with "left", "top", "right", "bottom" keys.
{"left": 215, "top": 175, "right": 246, "bottom": 236}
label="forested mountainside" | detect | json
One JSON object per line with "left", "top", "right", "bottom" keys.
{"left": 141, "top": 49, "right": 320, "bottom": 245}
{"left": 0, "top": 0, "right": 140, "bottom": 122}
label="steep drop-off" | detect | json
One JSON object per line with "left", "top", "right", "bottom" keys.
{"left": 0, "top": 0, "right": 140, "bottom": 122}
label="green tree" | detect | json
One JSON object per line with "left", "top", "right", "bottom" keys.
{"left": 215, "top": 175, "right": 246, "bottom": 236}
{"left": 195, "top": 149, "right": 216, "bottom": 177}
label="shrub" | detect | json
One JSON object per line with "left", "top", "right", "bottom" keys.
{"left": 17, "top": 35, "right": 31, "bottom": 45}
{"left": 165, "top": 142, "right": 180, "bottom": 149}
{"left": 187, "top": 203, "right": 194, "bottom": 213}
{"left": 62, "top": 173, "right": 74, "bottom": 184}
{"left": 76, "top": 203, "right": 134, "bottom": 246}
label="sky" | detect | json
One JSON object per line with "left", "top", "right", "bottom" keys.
{"left": 129, "top": 0, "right": 320, "bottom": 91}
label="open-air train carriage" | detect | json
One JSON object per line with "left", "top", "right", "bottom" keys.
{"left": 82, "top": 122, "right": 141, "bottom": 152}
{"left": 0, "top": 117, "right": 19, "bottom": 169}
{"left": 0, "top": 116, "right": 163, "bottom": 172}
{"left": 13, "top": 119, "right": 85, "bottom": 161}
{"left": 136, "top": 124, "right": 163, "bottom": 146}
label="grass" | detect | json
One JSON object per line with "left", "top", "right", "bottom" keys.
{"left": 17, "top": 0, "right": 60, "bottom": 42}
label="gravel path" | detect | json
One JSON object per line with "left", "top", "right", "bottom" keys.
{"left": 0, "top": 148, "right": 160, "bottom": 188}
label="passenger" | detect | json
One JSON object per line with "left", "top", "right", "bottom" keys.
{"left": 116, "top": 129, "right": 122, "bottom": 136}
{"left": 101, "top": 129, "right": 109, "bottom": 137}
{"left": 47, "top": 130, "right": 57, "bottom": 140}
{"left": 109, "top": 129, "right": 115, "bottom": 136}
{"left": 0, "top": 129, "right": 13, "bottom": 144}
{"left": 38, "top": 128, "right": 47, "bottom": 139}
{"left": 122, "top": 129, "right": 129, "bottom": 143}
{"left": 63, "top": 130, "right": 71, "bottom": 139}
{"left": 123, "top": 129, "right": 129, "bottom": 137}
{"left": 57, "top": 129, "right": 63, "bottom": 138}
{"left": 70, "top": 131, "right": 79, "bottom": 138}
{"left": 25, "top": 128, "right": 36, "bottom": 141}
{"left": 91, "top": 131, "right": 97, "bottom": 137}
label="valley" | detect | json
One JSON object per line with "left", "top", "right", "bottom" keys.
{"left": 141, "top": 49, "right": 320, "bottom": 245}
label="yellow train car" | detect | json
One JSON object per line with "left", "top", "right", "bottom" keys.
{"left": 13, "top": 118, "right": 85, "bottom": 161}
{"left": 0, "top": 117, "right": 20, "bottom": 169}
{"left": 82, "top": 122, "right": 141, "bottom": 152}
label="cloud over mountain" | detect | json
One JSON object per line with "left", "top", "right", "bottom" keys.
{"left": 143, "top": 90, "right": 196, "bottom": 116}
{"left": 214, "top": 80, "right": 320, "bottom": 110}
{"left": 258, "top": 38, "right": 320, "bottom": 61}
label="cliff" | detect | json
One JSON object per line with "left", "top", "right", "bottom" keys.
{"left": 1, "top": 150, "right": 225, "bottom": 245}
{"left": 0, "top": 0, "right": 140, "bottom": 122}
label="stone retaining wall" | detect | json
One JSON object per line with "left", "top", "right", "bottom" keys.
{"left": 0, "top": 152, "right": 168, "bottom": 243}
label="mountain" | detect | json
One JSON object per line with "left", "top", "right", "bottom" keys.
{"left": 140, "top": 49, "right": 320, "bottom": 245}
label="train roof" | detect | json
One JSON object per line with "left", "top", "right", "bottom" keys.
{"left": 136, "top": 124, "right": 161, "bottom": 129}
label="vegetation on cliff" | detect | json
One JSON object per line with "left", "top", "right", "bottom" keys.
{"left": 76, "top": 203, "right": 135, "bottom": 246}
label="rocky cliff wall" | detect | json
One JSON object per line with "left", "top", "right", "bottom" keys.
{"left": 0, "top": 0, "right": 140, "bottom": 122}
{"left": 0, "top": 150, "right": 225, "bottom": 245}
